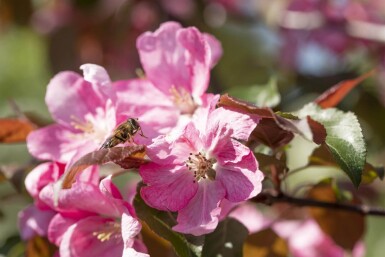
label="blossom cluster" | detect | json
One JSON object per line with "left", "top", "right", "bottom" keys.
{"left": 18, "top": 21, "right": 263, "bottom": 256}
{"left": 17, "top": 21, "right": 362, "bottom": 257}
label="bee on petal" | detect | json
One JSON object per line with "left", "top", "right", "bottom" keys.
{"left": 100, "top": 118, "right": 146, "bottom": 149}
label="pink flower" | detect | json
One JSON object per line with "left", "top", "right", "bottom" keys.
{"left": 44, "top": 176, "right": 148, "bottom": 257}
{"left": 115, "top": 22, "right": 222, "bottom": 139}
{"left": 27, "top": 64, "right": 132, "bottom": 165}
{"left": 140, "top": 104, "right": 263, "bottom": 235}
{"left": 274, "top": 219, "right": 364, "bottom": 257}
{"left": 229, "top": 203, "right": 364, "bottom": 257}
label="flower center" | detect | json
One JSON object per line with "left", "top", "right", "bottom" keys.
{"left": 92, "top": 221, "right": 121, "bottom": 242}
{"left": 185, "top": 152, "right": 216, "bottom": 182}
{"left": 70, "top": 115, "right": 95, "bottom": 134}
{"left": 170, "top": 86, "right": 197, "bottom": 115}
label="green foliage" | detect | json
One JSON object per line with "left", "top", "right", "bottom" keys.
{"left": 202, "top": 218, "right": 249, "bottom": 257}
{"left": 298, "top": 103, "right": 366, "bottom": 187}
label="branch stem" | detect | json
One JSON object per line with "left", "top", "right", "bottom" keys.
{"left": 253, "top": 192, "right": 385, "bottom": 216}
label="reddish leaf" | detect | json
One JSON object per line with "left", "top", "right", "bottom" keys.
{"left": 26, "top": 236, "right": 57, "bottom": 257}
{"left": 307, "top": 181, "right": 365, "bottom": 250}
{"left": 219, "top": 94, "right": 326, "bottom": 148}
{"left": 0, "top": 118, "right": 35, "bottom": 143}
{"left": 250, "top": 119, "right": 294, "bottom": 149}
{"left": 218, "top": 94, "right": 274, "bottom": 118}
{"left": 315, "top": 70, "right": 375, "bottom": 109}
{"left": 244, "top": 228, "right": 289, "bottom": 257}
{"left": 62, "top": 145, "right": 147, "bottom": 189}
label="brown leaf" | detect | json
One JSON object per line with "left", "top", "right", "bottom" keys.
{"left": 26, "top": 236, "right": 57, "bottom": 257}
{"left": 62, "top": 145, "right": 147, "bottom": 189}
{"left": 218, "top": 94, "right": 274, "bottom": 118}
{"left": 250, "top": 119, "right": 294, "bottom": 149}
{"left": 314, "top": 70, "right": 375, "bottom": 109}
{"left": 219, "top": 94, "right": 326, "bottom": 148}
{"left": 307, "top": 182, "right": 365, "bottom": 250}
{"left": 141, "top": 223, "right": 173, "bottom": 257}
{"left": 244, "top": 228, "right": 289, "bottom": 257}
{"left": 0, "top": 118, "right": 35, "bottom": 143}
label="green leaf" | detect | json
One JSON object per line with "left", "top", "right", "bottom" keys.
{"left": 134, "top": 192, "right": 200, "bottom": 257}
{"left": 228, "top": 77, "right": 281, "bottom": 107}
{"left": 202, "top": 218, "right": 249, "bottom": 257}
{"left": 297, "top": 103, "right": 366, "bottom": 187}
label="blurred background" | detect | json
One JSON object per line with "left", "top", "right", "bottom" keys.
{"left": 2, "top": 0, "right": 385, "bottom": 256}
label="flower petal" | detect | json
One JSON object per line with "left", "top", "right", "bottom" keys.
{"left": 123, "top": 248, "right": 150, "bottom": 257}
{"left": 60, "top": 216, "right": 123, "bottom": 257}
{"left": 173, "top": 180, "right": 225, "bottom": 236}
{"left": 27, "top": 124, "right": 81, "bottom": 162}
{"left": 137, "top": 22, "right": 211, "bottom": 98}
{"left": 216, "top": 156, "right": 263, "bottom": 202}
{"left": 48, "top": 214, "right": 79, "bottom": 246}
{"left": 204, "top": 107, "right": 260, "bottom": 150}
{"left": 203, "top": 33, "right": 223, "bottom": 68}
{"left": 40, "top": 179, "right": 126, "bottom": 218}
{"left": 140, "top": 164, "right": 198, "bottom": 211}
{"left": 18, "top": 205, "right": 56, "bottom": 240}
{"left": 46, "top": 71, "right": 108, "bottom": 126}
{"left": 121, "top": 212, "right": 142, "bottom": 247}
{"left": 80, "top": 64, "right": 111, "bottom": 87}
{"left": 25, "top": 162, "right": 65, "bottom": 199}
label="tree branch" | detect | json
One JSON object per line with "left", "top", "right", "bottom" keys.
{"left": 253, "top": 191, "right": 385, "bottom": 216}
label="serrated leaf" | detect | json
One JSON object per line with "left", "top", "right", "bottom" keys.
{"left": 228, "top": 77, "right": 281, "bottom": 107}
{"left": 62, "top": 145, "right": 147, "bottom": 189}
{"left": 309, "top": 145, "right": 384, "bottom": 185}
{"left": 243, "top": 228, "right": 288, "bottom": 257}
{"left": 307, "top": 181, "right": 365, "bottom": 250}
{"left": 298, "top": 103, "right": 366, "bottom": 187}
{"left": 202, "top": 218, "right": 249, "bottom": 257}
{"left": 134, "top": 192, "right": 200, "bottom": 257}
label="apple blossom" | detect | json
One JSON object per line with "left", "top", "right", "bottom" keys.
{"left": 140, "top": 103, "right": 263, "bottom": 235}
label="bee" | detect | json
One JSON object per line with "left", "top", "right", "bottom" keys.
{"left": 100, "top": 118, "right": 147, "bottom": 149}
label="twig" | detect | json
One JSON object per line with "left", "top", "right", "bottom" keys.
{"left": 253, "top": 191, "right": 385, "bottom": 216}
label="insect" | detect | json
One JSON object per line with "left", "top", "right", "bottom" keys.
{"left": 99, "top": 118, "right": 147, "bottom": 149}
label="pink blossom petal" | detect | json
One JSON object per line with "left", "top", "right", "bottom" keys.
{"left": 204, "top": 33, "right": 223, "bottom": 68}
{"left": 80, "top": 64, "right": 111, "bottom": 87}
{"left": 137, "top": 22, "right": 211, "bottom": 98}
{"left": 45, "top": 71, "right": 108, "bottom": 126}
{"left": 216, "top": 158, "right": 263, "bottom": 202}
{"left": 228, "top": 203, "right": 269, "bottom": 234}
{"left": 177, "top": 26, "right": 211, "bottom": 99}
{"left": 59, "top": 216, "right": 123, "bottom": 257}
{"left": 121, "top": 212, "right": 142, "bottom": 248}
{"left": 123, "top": 248, "right": 150, "bottom": 257}
{"left": 25, "top": 162, "right": 65, "bottom": 199}
{"left": 274, "top": 219, "right": 345, "bottom": 257}
{"left": 204, "top": 107, "right": 260, "bottom": 150}
{"left": 27, "top": 124, "right": 81, "bottom": 162}
{"left": 18, "top": 205, "right": 56, "bottom": 240}
{"left": 173, "top": 180, "right": 225, "bottom": 236}
{"left": 140, "top": 164, "right": 198, "bottom": 211}
{"left": 48, "top": 214, "right": 79, "bottom": 246}
{"left": 214, "top": 139, "right": 254, "bottom": 165}
{"left": 40, "top": 180, "right": 126, "bottom": 218}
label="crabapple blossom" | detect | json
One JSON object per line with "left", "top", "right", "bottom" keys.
{"left": 115, "top": 22, "right": 223, "bottom": 138}
{"left": 26, "top": 64, "right": 118, "bottom": 165}
{"left": 140, "top": 103, "right": 263, "bottom": 235}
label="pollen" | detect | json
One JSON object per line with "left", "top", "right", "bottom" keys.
{"left": 70, "top": 115, "right": 94, "bottom": 134}
{"left": 169, "top": 86, "right": 197, "bottom": 115}
{"left": 92, "top": 221, "right": 121, "bottom": 242}
{"left": 186, "top": 152, "right": 216, "bottom": 181}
